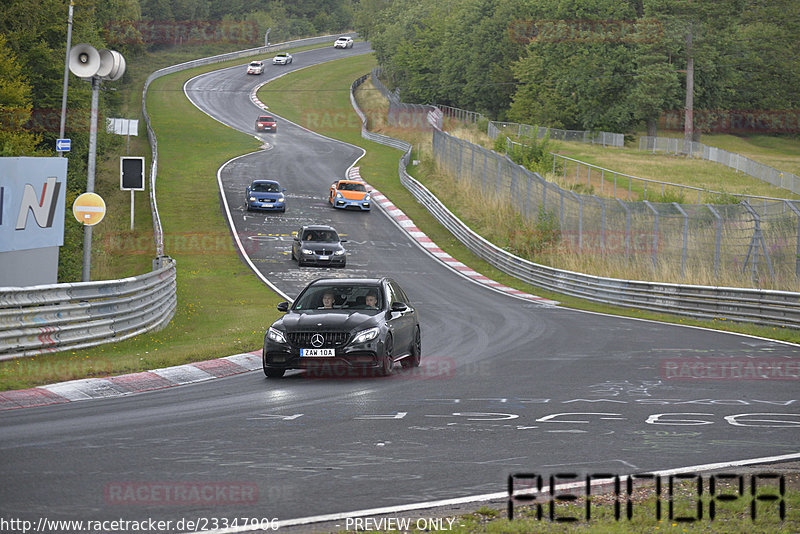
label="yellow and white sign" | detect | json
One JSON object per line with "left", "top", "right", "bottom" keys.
{"left": 72, "top": 192, "right": 106, "bottom": 226}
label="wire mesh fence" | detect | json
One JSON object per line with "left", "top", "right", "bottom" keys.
{"left": 639, "top": 136, "right": 800, "bottom": 196}
{"left": 545, "top": 150, "right": 792, "bottom": 206}
{"left": 433, "top": 129, "right": 800, "bottom": 286}
{"left": 489, "top": 121, "right": 624, "bottom": 147}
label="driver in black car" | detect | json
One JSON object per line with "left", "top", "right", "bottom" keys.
{"left": 320, "top": 292, "right": 336, "bottom": 309}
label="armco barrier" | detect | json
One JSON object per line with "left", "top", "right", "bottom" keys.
{"left": 0, "top": 258, "right": 176, "bottom": 360}
{"left": 352, "top": 73, "right": 800, "bottom": 330}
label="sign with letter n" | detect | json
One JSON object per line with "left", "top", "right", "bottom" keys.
{"left": 0, "top": 157, "right": 68, "bottom": 253}
{"left": 120, "top": 157, "right": 145, "bottom": 191}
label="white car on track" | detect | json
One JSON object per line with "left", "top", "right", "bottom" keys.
{"left": 246, "top": 61, "right": 264, "bottom": 75}
{"left": 334, "top": 36, "right": 354, "bottom": 49}
{"left": 272, "top": 53, "right": 293, "bottom": 65}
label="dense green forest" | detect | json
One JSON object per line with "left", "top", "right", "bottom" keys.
{"left": 1, "top": 0, "right": 355, "bottom": 159}
{"left": 356, "top": 0, "right": 800, "bottom": 135}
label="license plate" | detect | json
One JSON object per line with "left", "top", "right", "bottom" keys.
{"left": 262, "top": 202, "right": 273, "bottom": 207}
{"left": 318, "top": 255, "right": 329, "bottom": 260}
{"left": 302, "top": 348, "right": 334, "bottom": 357}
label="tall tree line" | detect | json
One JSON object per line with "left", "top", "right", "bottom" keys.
{"left": 0, "top": 0, "right": 356, "bottom": 159}
{"left": 358, "top": 0, "right": 800, "bottom": 134}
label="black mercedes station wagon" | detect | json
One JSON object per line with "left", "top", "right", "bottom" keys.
{"left": 262, "top": 278, "right": 421, "bottom": 378}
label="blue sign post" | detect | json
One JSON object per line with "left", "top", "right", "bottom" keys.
{"left": 56, "top": 138, "right": 71, "bottom": 152}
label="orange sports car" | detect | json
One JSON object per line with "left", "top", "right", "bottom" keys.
{"left": 329, "top": 180, "right": 371, "bottom": 211}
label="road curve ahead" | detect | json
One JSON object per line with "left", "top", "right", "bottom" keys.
{"left": 1, "top": 42, "right": 799, "bottom": 530}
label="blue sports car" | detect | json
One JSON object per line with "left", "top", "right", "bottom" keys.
{"left": 246, "top": 180, "right": 286, "bottom": 212}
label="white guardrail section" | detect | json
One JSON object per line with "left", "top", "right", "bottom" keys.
{"left": 0, "top": 34, "right": 351, "bottom": 361}
{"left": 351, "top": 73, "right": 800, "bottom": 330}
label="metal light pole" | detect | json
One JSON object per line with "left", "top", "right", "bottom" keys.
{"left": 81, "top": 76, "right": 101, "bottom": 281}
{"left": 69, "top": 44, "right": 126, "bottom": 281}
{"left": 58, "top": 0, "right": 75, "bottom": 157}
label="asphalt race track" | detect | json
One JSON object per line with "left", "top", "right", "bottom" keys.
{"left": 1, "top": 42, "right": 799, "bottom": 531}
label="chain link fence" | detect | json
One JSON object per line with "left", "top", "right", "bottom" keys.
{"left": 544, "top": 150, "right": 792, "bottom": 207}
{"left": 489, "top": 121, "right": 624, "bottom": 147}
{"left": 639, "top": 136, "right": 800, "bottom": 196}
{"left": 433, "top": 129, "right": 800, "bottom": 285}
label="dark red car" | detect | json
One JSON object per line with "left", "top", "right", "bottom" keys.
{"left": 255, "top": 115, "right": 277, "bottom": 132}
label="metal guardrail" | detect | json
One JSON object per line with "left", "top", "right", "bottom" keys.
{"left": 352, "top": 73, "right": 800, "bottom": 329}
{"left": 0, "top": 258, "right": 177, "bottom": 360}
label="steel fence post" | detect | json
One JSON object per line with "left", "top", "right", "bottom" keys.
{"left": 470, "top": 141, "right": 475, "bottom": 184}
{"left": 617, "top": 198, "right": 631, "bottom": 260}
{"left": 593, "top": 196, "right": 606, "bottom": 253}
{"left": 644, "top": 200, "right": 659, "bottom": 269}
{"left": 786, "top": 200, "right": 800, "bottom": 279}
{"left": 570, "top": 191, "right": 583, "bottom": 251}
{"left": 706, "top": 204, "right": 722, "bottom": 279}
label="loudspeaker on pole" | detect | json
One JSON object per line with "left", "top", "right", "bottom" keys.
{"left": 69, "top": 44, "right": 126, "bottom": 81}
{"left": 68, "top": 43, "right": 101, "bottom": 78}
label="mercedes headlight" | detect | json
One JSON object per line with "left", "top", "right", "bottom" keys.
{"left": 353, "top": 327, "right": 379, "bottom": 344}
{"left": 267, "top": 327, "right": 287, "bottom": 344}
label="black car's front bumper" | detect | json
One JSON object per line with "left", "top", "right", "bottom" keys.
{"left": 264, "top": 340, "right": 385, "bottom": 375}
{"left": 298, "top": 254, "right": 346, "bottom": 267}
